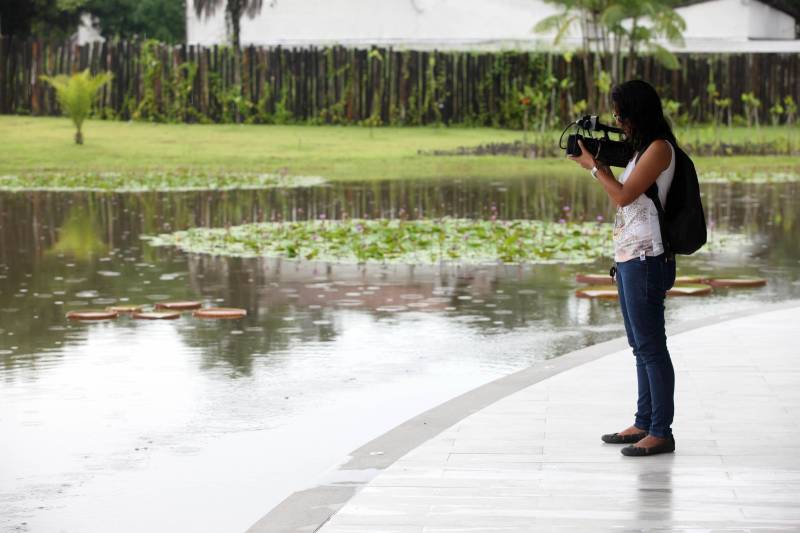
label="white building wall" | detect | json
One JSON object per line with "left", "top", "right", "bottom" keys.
{"left": 745, "top": 0, "right": 795, "bottom": 39}
{"left": 76, "top": 13, "right": 105, "bottom": 45}
{"left": 186, "top": 0, "right": 231, "bottom": 46}
{"left": 674, "top": 0, "right": 795, "bottom": 41}
{"left": 675, "top": 0, "right": 749, "bottom": 40}
{"left": 186, "top": 0, "right": 799, "bottom": 52}
{"left": 187, "top": 0, "right": 572, "bottom": 49}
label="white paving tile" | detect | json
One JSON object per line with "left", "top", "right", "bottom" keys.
{"left": 319, "top": 306, "right": 800, "bottom": 532}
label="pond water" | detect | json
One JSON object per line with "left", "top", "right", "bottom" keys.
{"left": 1, "top": 177, "right": 798, "bottom": 533}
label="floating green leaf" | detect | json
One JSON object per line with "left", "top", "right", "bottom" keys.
{"left": 146, "top": 218, "right": 616, "bottom": 265}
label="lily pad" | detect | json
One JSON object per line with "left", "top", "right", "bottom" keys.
{"left": 106, "top": 305, "right": 144, "bottom": 314}
{"left": 155, "top": 301, "right": 203, "bottom": 311}
{"left": 133, "top": 311, "right": 181, "bottom": 320}
{"left": 575, "top": 285, "right": 619, "bottom": 299}
{"left": 146, "top": 218, "right": 616, "bottom": 265}
{"left": 667, "top": 284, "right": 713, "bottom": 296}
{"left": 706, "top": 277, "right": 767, "bottom": 288}
{"left": 67, "top": 310, "right": 119, "bottom": 321}
{"left": 575, "top": 273, "right": 614, "bottom": 285}
{"left": 193, "top": 307, "right": 247, "bottom": 319}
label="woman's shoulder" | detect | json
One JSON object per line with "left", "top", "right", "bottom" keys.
{"left": 647, "top": 138, "right": 673, "bottom": 153}
{"left": 644, "top": 139, "right": 673, "bottom": 168}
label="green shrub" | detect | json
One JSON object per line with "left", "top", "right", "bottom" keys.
{"left": 41, "top": 69, "right": 113, "bottom": 144}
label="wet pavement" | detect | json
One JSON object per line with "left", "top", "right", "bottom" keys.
{"left": 314, "top": 302, "right": 800, "bottom": 532}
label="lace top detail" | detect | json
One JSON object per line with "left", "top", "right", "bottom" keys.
{"left": 613, "top": 142, "right": 675, "bottom": 262}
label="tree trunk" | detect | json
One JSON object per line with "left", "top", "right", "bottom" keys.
{"left": 625, "top": 18, "right": 638, "bottom": 81}
{"left": 228, "top": 0, "right": 242, "bottom": 49}
{"left": 579, "top": 11, "right": 595, "bottom": 111}
{"left": 612, "top": 34, "right": 620, "bottom": 86}
{"left": 228, "top": 0, "right": 243, "bottom": 123}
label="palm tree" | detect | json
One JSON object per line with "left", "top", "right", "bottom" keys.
{"left": 41, "top": 69, "right": 113, "bottom": 145}
{"left": 535, "top": 0, "right": 685, "bottom": 109}
{"left": 534, "top": 0, "right": 609, "bottom": 111}
{"left": 193, "top": 0, "right": 264, "bottom": 122}
{"left": 602, "top": 0, "right": 685, "bottom": 80}
{"left": 193, "top": 0, "right": 264, "bottom": 49}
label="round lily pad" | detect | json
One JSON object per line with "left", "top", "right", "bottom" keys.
{"left": 132, "top": 311, "right": 181, "bottom": 320}
{"left": 667, "top": 284, "right": 713, "bottom": 296}
{"left": 706, "top": 277, "right": 767, "bottom": 288}
{"left": 193, "top": 307, "right": 247, "bottom": 319}
{"left": 575, "top": 273, "right": 614, "bottom": 285}
{"left": 575, "top": 285, "right": 619, "bottom": 299}
{"left": 675, "top": 275, "right": 704, "bottom": 284}
{"left": 66, "top": 310, "right": 119, "bottom": 321}
{"left": 106, "top": 305, "right": 144, "bottom": 314}
{"left": 155, "top": 301, "right": 203, "bottom": 311}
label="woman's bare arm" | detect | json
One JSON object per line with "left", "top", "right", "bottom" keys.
{"left": 570, "top": 139, "right": 672, "bottom": 208}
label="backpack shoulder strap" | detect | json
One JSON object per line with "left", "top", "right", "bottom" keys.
{"left": 638, "top": 140, "right": 673, "bottom": 258}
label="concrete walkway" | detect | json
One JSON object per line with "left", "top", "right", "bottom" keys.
{"left": 316, "top": 304, "right": 800, "bottom": 532}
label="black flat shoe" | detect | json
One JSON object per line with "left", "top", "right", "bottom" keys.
{"left": 601, "top": 431, "right": 647, "bottom": 444}
{"left": 621, "top": 435, "right": 675, "bottom": 456}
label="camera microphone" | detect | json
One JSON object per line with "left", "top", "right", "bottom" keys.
{"left": 576, "top": 115, "right": 625, "bottom": 135}
{"left": 560, "top": 114, "right": 633, "bottom": 168}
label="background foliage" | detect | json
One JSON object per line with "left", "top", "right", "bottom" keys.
{"left": 2, "top": 38, "right": 798, "bottom": 130}
{"left": 0, "top": 0, "right": 185, "bottom": 42}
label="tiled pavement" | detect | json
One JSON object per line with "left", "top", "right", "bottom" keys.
{"left": 316, "top": 305, "right": 800, "bottom": 532}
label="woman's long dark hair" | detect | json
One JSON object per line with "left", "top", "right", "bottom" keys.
{"left": 611, "top": 80, "right": 677, "bottom": 153}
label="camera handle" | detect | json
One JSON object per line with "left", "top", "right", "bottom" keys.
{"left": 558, "top": 122, "right": 579, "bottom": 150}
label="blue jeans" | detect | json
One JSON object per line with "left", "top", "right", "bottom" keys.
{"left": 616, "top": 254, "right": 676, "bottom": 438}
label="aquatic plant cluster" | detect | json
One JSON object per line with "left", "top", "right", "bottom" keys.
{"left": 699, "top": 170, "right": 800, "bottom": 184}
{"left": 2, "top": 167, "right": 796, "bottom": 193}
{"left": 0, "top": 172, "right": 325, "bottom": 192}
{"left": 147, "top": 218, "right": 616, "bottom": 265}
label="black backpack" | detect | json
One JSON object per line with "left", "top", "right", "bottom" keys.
{"left": 640, "top": 142, "right": 707, "bottom": 256}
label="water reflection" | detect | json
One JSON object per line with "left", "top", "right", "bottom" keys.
{"left": 1, "top": 178, "right": 799, "bottom": 375}
{"left": 0, "top": 177, "right": 798, "bottom": 532}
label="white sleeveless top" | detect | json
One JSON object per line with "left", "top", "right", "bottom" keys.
{"left": 613, "top": 142, "right": 675, "bottom": 262}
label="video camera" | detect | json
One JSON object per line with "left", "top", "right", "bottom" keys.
{"left": 560, "top": 115, "right": 633, "bottom": 168}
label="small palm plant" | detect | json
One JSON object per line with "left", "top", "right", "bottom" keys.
{"left": 40, "top": 69, "right": 113, "bottom": 145}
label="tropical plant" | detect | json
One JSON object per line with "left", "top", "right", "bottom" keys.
{"left": 148, "top": 218, "right": 618, "bottom": 265}
{"left": 714, "top": 97, "right": 732, "bottom": 129}
{"left": 661, "top": 98, "right": 681, "bottom": 124}
{"left": 601, "top": 0, "right": 685, "bottom": 80}
{"left": 193, "top": 0, "right": 263, "bottom": 49}
{"left": 769, "top": 102, "right": 785, "bottom": 127}
{"left": 534, "top": 0, "right": 604, "bottom": 110}
{"left": 40, "top": 69, "right": 113, "bottom": 145}
{"left": 571, "top": 98, "right": 588, "bottom": 117}
{"left": 193, "top": 0, "right": 264, "bottom": 122}
{"left": 741, "top": 92, "right": 761, "bottom": 129}
{"left": 596, "top": 69, "right": 612, "bottom": 114}
{"left": 784, "top": 96, "right": 797, "bottom": 126}
{"left": 534, "top": 0, "right": 685, "bottom": 107}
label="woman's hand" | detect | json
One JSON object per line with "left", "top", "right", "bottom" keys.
{"left": 567, "top": 139, "right": 597, "bottom": 171}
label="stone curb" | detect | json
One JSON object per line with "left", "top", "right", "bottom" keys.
{"left": 247, "top": 299, "right": 800, "bottom": 533}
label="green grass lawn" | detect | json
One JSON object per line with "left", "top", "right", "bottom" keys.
{"left": 1, "top": 116, "right": 798, "bottom": 189}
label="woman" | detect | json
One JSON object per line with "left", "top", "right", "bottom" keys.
{"left": 569, "top": 79, "right": 677, "bottom": 456}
